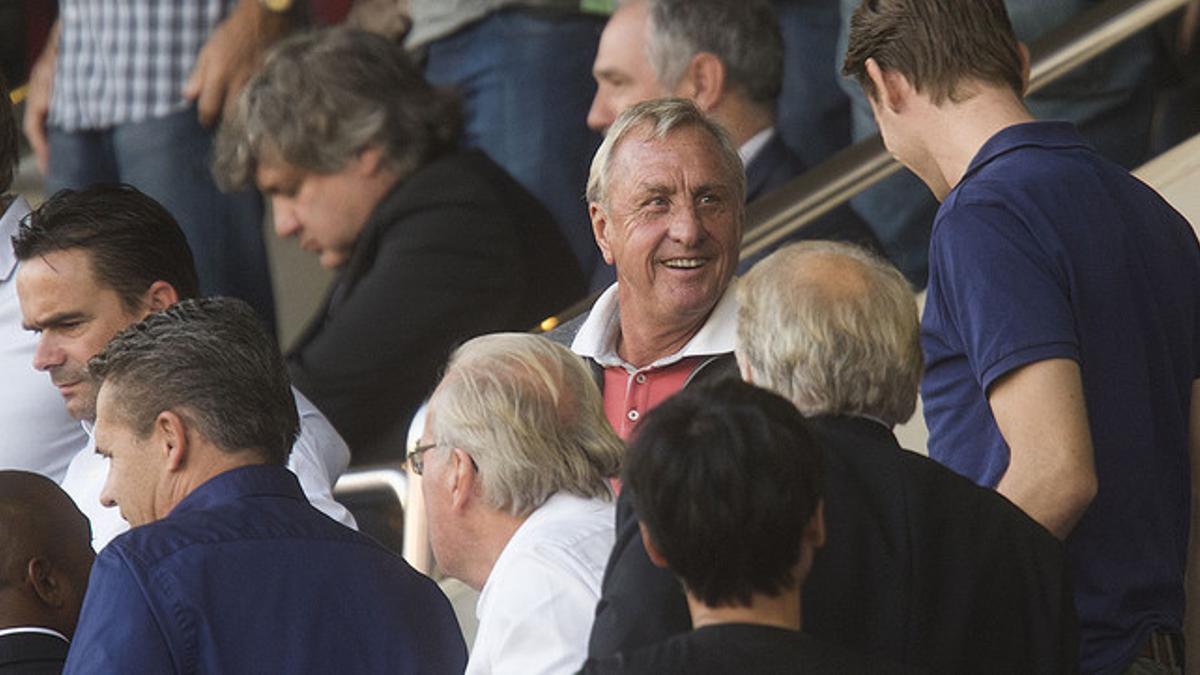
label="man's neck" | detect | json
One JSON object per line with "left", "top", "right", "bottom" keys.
{"left": 709, "top": 96, "right": 774, "bottom": 148}
{"left": 687, "top": 587, "right": 803, "bottom": 632}
{"left": 920, "top": 86, "right": 1034, "bottom": 200}
{"left": 615, "top": 309, "right": 711, "bottom": 369}
{"left": 457, "top": 510, "right": 526, "bottom": 592}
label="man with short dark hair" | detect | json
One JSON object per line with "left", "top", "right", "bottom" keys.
{"left": 580, "top": 379, "right": 908, "bottom": 674}
{"left": 843, "top": 0, "right": 1200, "bottom": 671}
{"left": 0, "top": 470, "right": 95, "bottom": 674}
{"left": 0, "top": 74, "right": 85, "bottom": 480}
{"left": 216, "top": 27, "right": 585, "bottom": 463}
{"left": 62, "top": 298, "right": 466, "bottom": 673}
{"left": 14, "top": 184, "right": 353, "bottom": 549}
{"left": 587, "top": 0, "right": 876, "bottom": 272}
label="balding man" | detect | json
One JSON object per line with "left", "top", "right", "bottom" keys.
{"left": 0, "top": 470, "right": 95, "bottom": 674}
{"left": 416, "top": 333, "right": 623, "bottom": 675}
{"left": 587, "top": 0, "right": 877, "bottom": 273}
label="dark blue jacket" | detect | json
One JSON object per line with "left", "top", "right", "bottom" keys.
{"left": 64, "top": 465, "right": 467, "bottom": 674}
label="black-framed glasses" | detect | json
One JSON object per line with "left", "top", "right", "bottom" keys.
{"left": 407, "top": 441, "right": 438, "bottom": 475}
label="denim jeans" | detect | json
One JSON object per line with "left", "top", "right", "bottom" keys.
{"left": 47, "top": 106, "right": 276, "bottom": 332}
{"left": 424, "top": 8, "right": 606, "bottom": 287}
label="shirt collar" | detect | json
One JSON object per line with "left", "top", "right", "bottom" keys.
{"left": 0, "top": 626, "right": 69, "bottom": 642}
{"left": 570, "top": 280, "right": 739, "bottom": 371}
{"left": 1, "top": 197, "right": 31, "bottom": 282}
{"left": 961, "top": 121, "right": 1089, "bottom": 185}
{"left": 169, "top": 464, "right": 305, "bottom": 519}
{"left": 738, "top": 127, "right": 775, "bottom": 167}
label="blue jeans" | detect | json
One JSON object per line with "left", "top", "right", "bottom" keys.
{"left": 836, "top": 0, "right": 1159, "bottom": 288}
{"left": 47, "top": 106, "right": 276, "bottom": 332}
{"left": 424, "top": 8, "right": 605, "bottom": 288}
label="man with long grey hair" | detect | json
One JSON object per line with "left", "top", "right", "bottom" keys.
{"left": 415, "top": 332, "right": 622, "bottom": 675}
{"left": 215, "top": 27, "right": 585, "bottom": 465}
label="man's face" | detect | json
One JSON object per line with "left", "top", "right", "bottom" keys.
{"left": 588, "top": 1, "right": 670, "bottom": 133}
{"left": 592, "top": 124, "right": 743, "bottom": 331}
{"left": 417, "top": 403, "right": 467, "bottom": 583}
{"left": 255, "top": 156, "right": 377, "bottom": 270}
{"left": 93, "top": 383, "right": 169, "bottom": 528}
{"left": 16, "top": 249, "right": 148, "bottom": 420}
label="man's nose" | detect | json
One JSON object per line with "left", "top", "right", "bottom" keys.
{"left": 587, "top": 91, "right": 614, "bottom": 134}
{"left": 667, "top": 204, "right": 706, "bottom": 247}
{"left": 32, "top": 335, "right": 65, "bottom": 372}
{"left": 271, "top": 198, "right": 301, "bottom": 238}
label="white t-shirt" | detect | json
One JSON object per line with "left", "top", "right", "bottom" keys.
{"left": 467, "top": 492, "right": 615, "bottom": 675}
{"left": 62, "top": 387, "right": 356, "bottom": 550}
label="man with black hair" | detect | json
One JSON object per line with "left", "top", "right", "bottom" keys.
{"left": 0, "top": 73, "right": 87, "bottom": 480}
{"left": 0, "top": 470, "right": 95, "bottom": 674}
{"left": 14, "top": 184, "right": 354, "bottom": 549}
{"left": 63, "top": 298, "right": 466, "bottom": 673}
{"left": 579, "top": 379, "right": 908, "bottom": 674}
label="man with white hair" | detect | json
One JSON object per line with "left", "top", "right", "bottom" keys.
{"left": 414, "top": 332, "right": 623, "bottom": 674}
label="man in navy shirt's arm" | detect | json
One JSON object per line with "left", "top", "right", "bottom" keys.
{"left": 843, "top": 0, "right": 1200, "bottom": 672}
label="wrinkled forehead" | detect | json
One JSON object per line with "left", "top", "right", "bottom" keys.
{"left": 609, "top": 123, "right": 740, "bottom": 194}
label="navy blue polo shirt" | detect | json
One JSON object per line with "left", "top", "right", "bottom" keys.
{"left": 921, "top": 121, "right": 1200, "bottom": 674}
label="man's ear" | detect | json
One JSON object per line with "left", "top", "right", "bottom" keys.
{"left": 449, "top": 447, "right": 478, "bottom": 512}
{"left": 143, "top": 280, "right": 180, "bottom": 314}
{"left": 864, "top": 57, "right": 907, "bottom": 114}
{"left": 639, "top": 523, "right": 671, "bottom": 569}
{"left": 804, "top": 500, "right": 827, "bottom": 550}
{"left": 676, "top": 52, "right": 726, "bottom": 112}
{"left": 26, "top": 557, "right": 65, "bottom": 608}
{"left": 156, "top": 410, "right": 190, "bottom": 473}
{"left": 356, "top": 145, "right": 386, "bottom": 176}
{"left": 590, "top": 202, "right": 616, "bottom": 266}
{"left": 1018, "top": 42, "right": 1032, "bottom": 96}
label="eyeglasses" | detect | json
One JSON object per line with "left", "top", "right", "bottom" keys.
{"left": 407, "top": 441, "right": 437, "bottom": 475}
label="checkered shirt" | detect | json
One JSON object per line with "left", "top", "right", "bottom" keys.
{"left": 49, "top": 0, "right": 235, "bottom": 132}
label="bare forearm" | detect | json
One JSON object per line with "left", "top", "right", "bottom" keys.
{"left": 996, "top": 459, "right": 1095, "bottom": 539}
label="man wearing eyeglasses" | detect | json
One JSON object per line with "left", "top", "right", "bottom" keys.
{"left": 412, "top": 332, "right": 623, "bottom": 675}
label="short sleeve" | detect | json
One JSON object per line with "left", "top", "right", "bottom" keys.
{"left": 931, "top": 200, "right": 1080, "bottom": 391}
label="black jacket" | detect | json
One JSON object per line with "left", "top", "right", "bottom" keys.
{"left": 587, "top": 415, "right": 1078, "bottom": 674}
{"left": 287, "top": 150, "right": 585, "bottom": 464}
{"left": 0, "top": 632, "right": 67, "bottom": 675}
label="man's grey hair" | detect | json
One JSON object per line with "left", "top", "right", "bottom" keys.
{"left": 736, "top": 241, "right": 922, "bottom": 426}
{"left": 586, "top": 97, "right": 745, "bottom": 209}
{"left": 637, "top": 0, "right": 784, "bottom": 107}
{"left": 214, "top": 27, "right": 460, "bottom": 188}
{"left": 88, "top": 298, "right": 299, "bottom": 465}
{"left": 429, "top": 333, "right": 623, "bottom": 517}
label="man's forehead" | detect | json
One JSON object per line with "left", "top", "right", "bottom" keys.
{"left": 254, "top": 157, "right": 305, "bottom": 189}
{"left": 16, "top": 249, "right": 103, "bottom": 316}
{"left": 611, "top": 126, "right": 730, "bottom": 188}
{"left": 596, "top": 1, "right": 653, "bottom": 74}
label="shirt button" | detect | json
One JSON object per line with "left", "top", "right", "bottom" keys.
{"left": 627, "top": 410, "right": 640, "bottom": 422}
{"left": 635, "top": 373, "right": 647, "bottom": 384}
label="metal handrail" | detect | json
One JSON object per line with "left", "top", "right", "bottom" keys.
{"left": 538, "top": 0, "right": 1192, "bottom": 330}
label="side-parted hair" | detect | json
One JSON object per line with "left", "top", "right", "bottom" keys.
{"left": 215, "top": 26, "right": 461, "bottom": 189}
{"left": 586, "top": 97, "right": 745, "bottom": 209}
{"left": 429, "top": 333, "right": 623, "bottom": 517}
{"left": 87, "top": 298, "right": 298, "bottom": 465}
{"left": 737, "top": 241, "right": 921, "bottom": 426}
{"left": 842, "top": 0, "right": 1024, "bottom": 105}
{"left": 642, "top": 0, "right": 784, "bottom": 107}
{"left": 0, "top": 73, "right": 17, "bottom": 195}
{"left": 625, "top": 378, "right": 823, "bottom": 607}
{"left": 12, "top": 184, "right": 200, "bottom": 311}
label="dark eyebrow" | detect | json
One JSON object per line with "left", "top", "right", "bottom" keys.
{"left": 23, "top": 310, "right": 89, "bottom": 333}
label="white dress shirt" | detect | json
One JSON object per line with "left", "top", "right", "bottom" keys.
{"left": 0, "top": 197, "right": 89, "bottom": 482}
{"left": 466, "top": 493, "right": 615, "bottom": 675}
{"left": 62, "top": 387, "right": 356, "bottom": 550}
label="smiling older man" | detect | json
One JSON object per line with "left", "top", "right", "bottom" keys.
{"left": 552, "top": 97, "right": 744, "bottom": 440}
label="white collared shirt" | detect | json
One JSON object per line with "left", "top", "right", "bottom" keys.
{"left": 0, "top": 626, "right": 69, "bottom": 642}
{"left": 62, "top": 387, "right": 357, "bottom": 551}
{"left": 0, "top": 197, "right": 89, "bottom": 482}
{"left": 571, "top": 280, "right": 740, "bottom": 373}
{"left": 739, "top": 126, "right": 775, "bottom": 167}
{"left": 466, "top": 493, "right": 615, "bottom": 675}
